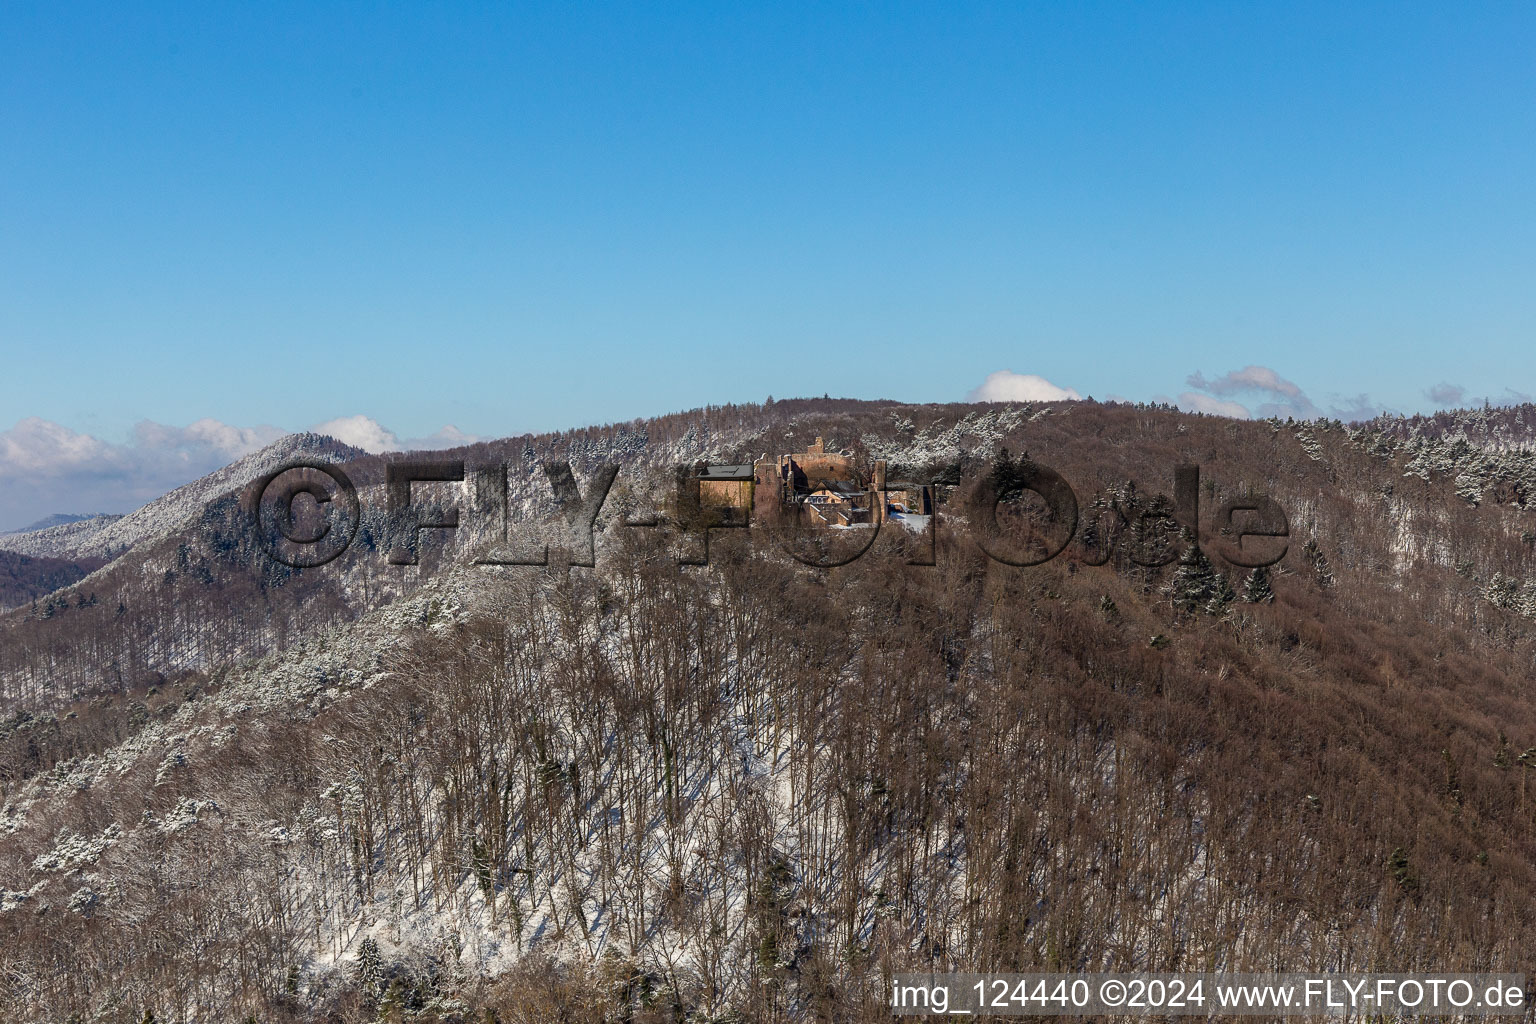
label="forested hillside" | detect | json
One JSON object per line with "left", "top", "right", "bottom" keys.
{"left": 3, "top": 398, "right": 1536, "bottom": 1022}
{"left": 0, "top": 551, "right": 98, "bottom": 613}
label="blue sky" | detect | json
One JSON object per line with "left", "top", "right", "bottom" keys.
{"left": 2, "top": 3, "right": 1535, "bottom": 526}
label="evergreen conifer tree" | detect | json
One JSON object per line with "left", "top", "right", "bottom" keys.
{"left": 357, "top": 936, "right": 384, "bottom": 993}
{"left": 1205, "top": 569, "right": 1236, "bottom": 616}
{"left": 1242, "top": 565, "right": 1274, "bottom": 603}
{"left": 1167, "top": 537, "right": 1232, "bottom": 615}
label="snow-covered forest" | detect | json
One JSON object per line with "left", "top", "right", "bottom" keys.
{"left": 4, "top": 398, "right": 1536, "bottom": 1022}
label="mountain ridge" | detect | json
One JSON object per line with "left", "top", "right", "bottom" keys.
{"left": 2, "top": 514, "right": 113, "bottom": 536}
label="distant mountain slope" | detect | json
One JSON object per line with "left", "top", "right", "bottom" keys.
{"left": 2, "top": 514, "right": 111, "bottom": 535}
{"left": 0, "top": 516, "right": 124, "bottom": 561}
{"left": 0, "top": 433, "right": 366, "bottom": 562}
{"left": 0, "top": 551, "right": 99, "bottom": 612}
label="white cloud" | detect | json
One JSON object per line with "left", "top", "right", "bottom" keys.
{"left": 309, "top": 415, "right": 483, "bottom": 453}
{"left": 1178, "top": 365, "right": 1390, "bottom": 422}
{"left": 1179, "top": 365, "right": 1318, "bottom": 419}
{"left": 1183, "top": 365, "right": 1319, "bottom": 418}
{"left": 1187, "top": 366, "right": 1307, "bottom": 401}
{"left": 1173, "top": 392, "right": 1252, "bottom": 418}
{"left": 0, "top": 417, "right": 285, "bottom": 483}
{"left": 1425, "top": 382, "right": 1466, "bottom": 407}
{"left": 418, "top": 425, "right": 479, "bottom": 448}
{"left": 312, "top": 415, "right": 403, "bottom": 453}
{"left": 0, "top": 417, "right": 285, "bottom": 531}
{"left": 133, "top": 418, "right": 286, "bottom": 459}
{"left": 968, "top": 371, "right": 1082, "bottom": 403}
{"left": 0, "top": 418, "right": 117, "bottom": 476}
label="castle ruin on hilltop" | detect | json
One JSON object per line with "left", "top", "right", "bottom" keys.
{"left": 696, "top": 436, "right": 932, "bottom": 528}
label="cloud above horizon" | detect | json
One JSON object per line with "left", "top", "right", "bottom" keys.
{"left": 311, "top": 415, "right": 481, "bottom": 454}
{"left": 1175, "top": 365, "right": 1322, "bottom": 419}
{"left": 968, "top": 370, "right": 1083, "bottom": 403}
{"left": 0, "top": 415, "right": 481, "bottom": 533}
{"left": 1171, "top": 391, "right": 1252, "bottom": 418}
{"left": 1425, "top": 382, "right": 1467, "bottom": 406}
{"left": 1165, "top": 365, "right": 1393, "bottom": 422}
{"left": 1187, "top": 366, "right": 1307, "bottom": 403}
